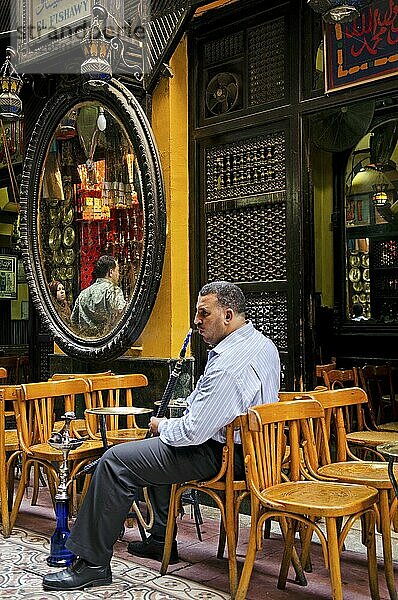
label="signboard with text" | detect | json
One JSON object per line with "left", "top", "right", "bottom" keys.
{"left": 0, "top": 256, "right": 17, "bottom": 300}
{"left": 325, "top": 0, "right": 398, "bottom": 92}
{"left": 32, "top": 0, "right": 92, "bottom": 39}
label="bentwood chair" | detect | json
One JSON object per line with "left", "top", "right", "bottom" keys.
{"left": 161, "top": 418, "right": 249, "bottom": 598}
{"left": 359, "top": 364, "right": 398, "bottom": 430}
{"left": 0, "top": 368, "right": 7, "bottom": 383}
{"left": 235, "top": 399, "right": 380, "bottom": 600}
{"left": 49, "top": 371, "right": 115, "bottom": 438}
{"left": 84, "top": 374, "right": 149, "bottom": 444}
{"left": 10, "top": 379, "right": 104, "bottom": 530}
{"left": 308, "top": 387, "right": 398, "bottom": 600}
{"left": 0, "top": 385, "right": 21, "bottom": 537}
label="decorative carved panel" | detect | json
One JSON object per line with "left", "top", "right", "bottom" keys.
{"left": 248, "top": 18, "right": 286, "bottom": 106}
{"left": 205, "top": 132, "right": 286, "bottom": 203}
{"left": 245, "top": 290, "right": 288, "bottom": 352}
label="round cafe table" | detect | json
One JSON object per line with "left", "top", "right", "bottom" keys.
{"left": 377, "top": 442, "right": 398, "bottom": 497}
{"left": 85, "top": 406, "right": 152, "bottom": 450}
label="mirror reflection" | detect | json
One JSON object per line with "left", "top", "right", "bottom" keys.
{"left": 38, "top": 101, "right": 144, "bottom": 339}
{"left": 345, "top": 119, "right": 398, "bottom": 323}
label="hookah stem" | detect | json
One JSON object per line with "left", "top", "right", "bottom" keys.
{"left": 146, "top": 327, "right": 192, "bottom": 438}
{"left": 75, "top": 328, "right": 193, "bottom": 477}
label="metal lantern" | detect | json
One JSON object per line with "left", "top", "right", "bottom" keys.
{"left": 307, "top": 0, "right": 373, "bottom": 23}
{"left": 81, "top": 6, "right": 112, "bottom": 86}
{"left": 0, "top": 48, "right": 23, "bottom": 122}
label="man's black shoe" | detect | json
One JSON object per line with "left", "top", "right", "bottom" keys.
{"left": 127, "top": 535, "right": 179, "bottom": 564}
{"left": 42, "top": 557, "right": 112, "bottom": 591}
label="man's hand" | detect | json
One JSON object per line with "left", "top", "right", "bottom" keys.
{"left": 149, "top": 416, "right": 167, "bottom": 436}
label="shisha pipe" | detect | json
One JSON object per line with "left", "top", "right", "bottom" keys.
{"left": 146, "top": 327, "right": 192, "bottom": 438}
{"left": 47, "top": 412, "right": 84, "bottom": 566}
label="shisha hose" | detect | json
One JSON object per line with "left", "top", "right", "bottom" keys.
{"left": 145, "top": 327, "right": 192, "bottom": 438}
{"left": 74, "top": 328, "right": 193, "bottom": 478}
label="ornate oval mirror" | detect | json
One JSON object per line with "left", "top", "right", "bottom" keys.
{"left": 20, "top": 80, "right": 166, "bottom": 360}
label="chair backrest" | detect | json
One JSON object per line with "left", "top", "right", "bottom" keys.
{"left": 322, "top": 367, "right": 359, "bottom": 389}
{"left": 17, "top": 379, "right": 90, "bottom": 448}
{"left": 359, "top": 364, "right": 396, "bottom": 425}
{"left": 0, "top": 357, "right": 20, "bottom": 384}
{"left": 308, "top": 387, "right": 369, "bottom": 461}
{"left": 85, "top": 374, "right": 148, "bottom": 434}
{"left": 49, "top": 371, "right": 114, "bottom": 381}
{"left": 315, "top": 361, "right": 336, "bottom": 381}
{"left": 240, "top": 399, "right": 327, "bottom": 493}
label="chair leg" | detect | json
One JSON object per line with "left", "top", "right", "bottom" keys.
{"left": 10, "top": 460, "right": 29, "bottom": 532}
{"left": 325, "top": 517, "right": 343, "bottom": 600}
{"left": 278, "top": 517, "right": 307, "bottom": 586}
{"left": 378, "top": 490, "right": 397, "bottom": 600}
{"left": 362, "top": 512, "right": 380, "bottom": 600}
{"left": 235, "top": 499, "right": 260, "bottom": 600}
{"left": 0, "top": 462, "right": 10, "bottom": 538}
{"left": 217, "top": 519, "right": 227, "bottom": 559}
{"left": 225, "top": 499, "right": 238, "bottom": 597}
{"left": 277, "top": 517, "right": 297, "bottom": 589}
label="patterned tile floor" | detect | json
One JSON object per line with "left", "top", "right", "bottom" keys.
{"left": 3, "top": 485, "right": 397, "bottom": 599}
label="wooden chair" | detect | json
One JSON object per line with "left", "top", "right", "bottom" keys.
{"left": 161, "top": 418, "right": 249, "bottom": 597}
{"left": 309, "top": 387, "right": 398, "bottom": 600}
{"left": 359, "top": 364, "right": 398, "bottom": 430}
{"left": 0, "top": 357, "right": 20, "bottom": 384}
{"left": 235, "top": 399, "right": 380, "bottom": 600}
{"left": 0, "top": 368, "right": 7, "bottom": 383}
{"left": 49, "top": 371, "right": 115, "bottom": 437}
{"left": 9, "top": 379, "right": 104, "bottom": 531}
{"left": 84, "top": 374, "right": 149, "bottom": 444}
{"left": 0, "top": 385, "right": 20, "bottom": 537}
{"left": 315, "top": 360, "right": 336, "bottom": 386}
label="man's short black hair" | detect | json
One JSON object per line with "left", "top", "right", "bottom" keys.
{"left": 199, "top": 281, "right": 245, "bottom": 315}
{"left": 93, "top": 255, "right": 117, "bottom": 279}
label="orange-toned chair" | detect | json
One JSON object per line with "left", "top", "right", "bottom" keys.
{"left": 10, "top": 379, "right": 104, "bottom": 530}
{"left": 0, "top": 385, "right": 20, "bottom": 537}
{"left": 309, "top": 387, "right": 398, "bottom": 600}
{"left": 161, "top": 418, "right": 249, "bottom": 598}
{"left": 236, "top": 399, "right": 380, "bottom": 600}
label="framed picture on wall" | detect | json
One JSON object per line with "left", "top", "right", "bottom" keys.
{"left": 324, "top": 0, "right": 398, "bottom": 92}
{"left": 0, "top": 255, "right": 17, "bottom": 299}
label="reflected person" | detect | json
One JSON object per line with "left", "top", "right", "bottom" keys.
{"left": 49, "top": 280, "right": 71, "bottom": 323}
{"left": 71, "top": 255, "right": 126, "bottom": 336}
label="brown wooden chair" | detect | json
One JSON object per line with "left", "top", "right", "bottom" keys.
{"left": 10, "top": 379, "right": 104, "bottom": 531}
{"left": 236, "top": 392, "right": 379, "bottom": 600}
{"left": 359, "top": 364, "right": 398, "bottom": 430}
{"left": 315, "top": 360, "right": 336, "bottom": 385}
{"left": 309, "top": 387, "right": 398, "bottom": 600}
{"left": 0, "top": 357, "right": 20, "bottom": 384}
{"left": 84, "top": 374, "right": 149, "bottom": 444}
{"left": 49, "top": 371, "right": 115, "bottom": 438}
{"left": 161, "top": 418, "right": 249, "bottom": 597}
{"left": 0, "top": 385, "right": 21, "bottom": 537}
{"left": 0, "top": 368, "right": 7, "bottom": 383}
{"left": 235, "top": 399, "right": 380, "bottom": 600}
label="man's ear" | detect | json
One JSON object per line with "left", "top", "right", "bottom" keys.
{"left": 225, "top": 308, "right": 233, "bottom": 322}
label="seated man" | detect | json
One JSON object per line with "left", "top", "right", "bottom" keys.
{"left": 43, "top": 280, "right": 280, "bottom": 591}
{"left": 71, "top": 255, "right": 126, "bottom": 336}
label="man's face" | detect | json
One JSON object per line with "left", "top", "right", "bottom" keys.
{"left": 109, "top": 263, "right": 120, "bottom": 284}
{"left": 194, "top": 293, "right": 229, "bottom": 346}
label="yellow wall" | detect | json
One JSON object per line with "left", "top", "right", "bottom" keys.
{"left": 139, "top": 37, "right": 190, "bottom": 357}
{"left": 312, "top": 148, "right": 334, "bottom": 307}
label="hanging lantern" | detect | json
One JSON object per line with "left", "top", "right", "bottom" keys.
{"left": 372, "top": 182, "right": 388, "bottom": 207}
{"left": 0, "top": 48, "right": 23, "bottom": 122}
{"left": 307, "top": 0, "right": 373, "bottom": 23}
{"left": 81, "top": 6, "right": 112, "bottom": 86}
